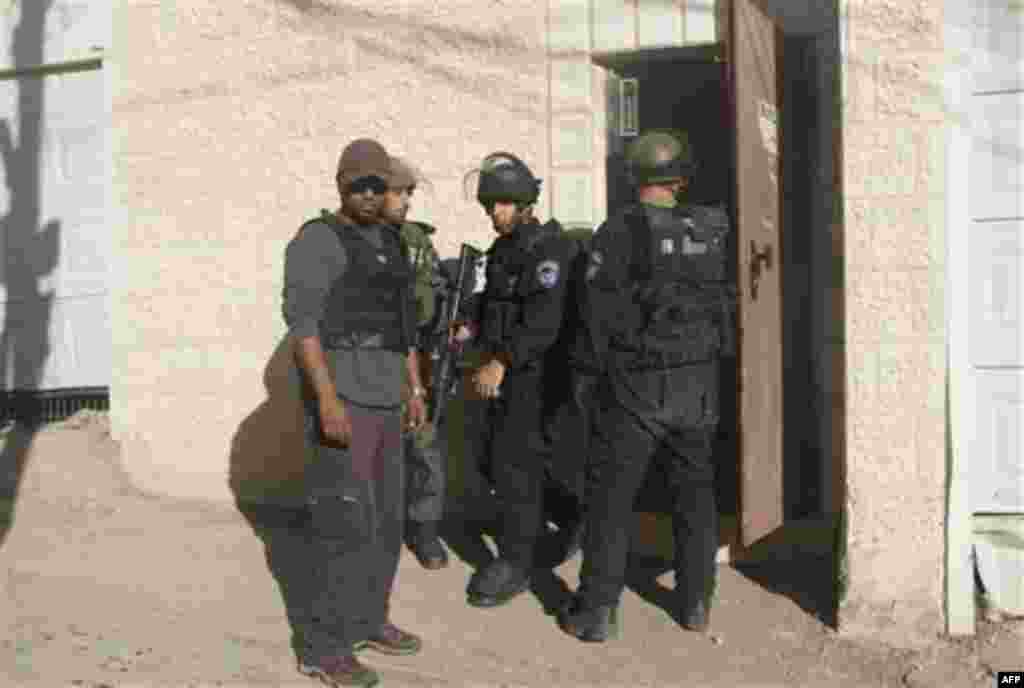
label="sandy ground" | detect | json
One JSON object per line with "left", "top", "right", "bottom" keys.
{"left": 0, "top": 413, "right": 1020, "bottom": 688}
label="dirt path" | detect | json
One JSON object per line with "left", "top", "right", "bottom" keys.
{"left": 0, "top": 415, "right": 1018, "bottom": 687}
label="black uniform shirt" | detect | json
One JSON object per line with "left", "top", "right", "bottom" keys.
{"left": 479, "top": 219, "right": 573, "bottom": 372}
{"left": 575, "top": 209, "right": 642, "bottom": 368}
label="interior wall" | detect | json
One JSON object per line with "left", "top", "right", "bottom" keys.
{"left": 781, "top": 37, "right": 822, "bottom": 517}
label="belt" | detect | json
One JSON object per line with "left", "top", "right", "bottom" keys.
{"left": 321, "top": 331, "right": 385, "bottom": 350}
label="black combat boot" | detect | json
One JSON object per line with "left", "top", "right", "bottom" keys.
{"left": 466, "top": 559, "right": 531, "bottom": 607}
{"left": 406, "top": 520, "right": 449, "bottom": 570}
{"left": 557, "top": 596, "right": 620, "bottom": 642}
{"left": 676, "top": 594, "right": 712, "bottom": 632}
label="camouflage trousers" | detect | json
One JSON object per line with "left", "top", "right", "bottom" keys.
{"left": 403, "top": 418, "right": 446, "bottom": 524}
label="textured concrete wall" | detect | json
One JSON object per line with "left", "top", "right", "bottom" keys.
{"left": 837, "top": 0, "right": 948, "bottom": 642}
{"left": 111, "top": 0, "right": 549, "bottom": 502}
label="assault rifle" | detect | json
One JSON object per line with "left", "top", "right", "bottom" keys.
{"left": 428, "top": 242, "right": 484, "bottom": 428}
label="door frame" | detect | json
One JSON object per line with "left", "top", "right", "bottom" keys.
{"left": 942, "top": 0, "right": 975, "bottom": 637}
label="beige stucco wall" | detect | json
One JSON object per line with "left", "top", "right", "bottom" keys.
{"left": 111, "top": 0, "right": 552, "bottom": 503}
{"left": 837, "top": 0, "right": 948, "bottom": 641}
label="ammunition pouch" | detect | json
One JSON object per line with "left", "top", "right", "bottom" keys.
{"left": 609, "top": 279, "right": 732, "bottom": 370}
{"left": 481, "top": 299, "right": 517, "bottom": 356}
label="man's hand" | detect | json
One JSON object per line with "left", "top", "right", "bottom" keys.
{"left": 318, "top": 396, "right": 353, "bottom": 447}
{"left": 449, "top": 320, "right": 476, "bottom": 345}
{"left": 472, "top": 358, "right": 506, "bottom": 399}
{"left": 406, "top": 395, "right": 427, "bottom": 433}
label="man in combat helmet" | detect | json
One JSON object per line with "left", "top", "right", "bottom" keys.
{"left": 558, "top": 130, "right": 735, "bottom": 641}
{"left": 459, "top": 151, "right": 582, "bottom": 609}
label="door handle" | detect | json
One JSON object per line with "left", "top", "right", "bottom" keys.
{"left": 749, "top": 240, "right": 773, "bottom": 300}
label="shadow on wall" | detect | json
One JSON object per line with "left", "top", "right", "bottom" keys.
{"left": 0, "top": 0, "right": 61, "bottom": 551}
{"left": 270, "top": 0, "right": 548, "bottom": 122}
{"left": 228, "top": 336, "right": 309, "bottom": 508}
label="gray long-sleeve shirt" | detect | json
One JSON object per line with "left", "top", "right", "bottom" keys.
{"left": 282, "top": 213, "right": 407, "bottom": 409}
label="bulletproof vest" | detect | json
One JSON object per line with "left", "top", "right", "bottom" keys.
{"left": 315, "top": 215, "right": 414, "bottom": 353}
{"left": 479, "top": 220, "right": 566, "bottom": 359}
{"left": 615, "top": 202, "right": 732, "bottom": 369}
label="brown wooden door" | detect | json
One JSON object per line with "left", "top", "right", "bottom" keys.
{"left": 729, "top": 0, "right": 785, "bottom": 547}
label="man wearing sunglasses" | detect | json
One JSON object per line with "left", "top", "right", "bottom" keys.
{"left": 283, "top": 138, "right": 427, "bottom": 687}
{"left": 380, "top": 156, "right": 451, "bottom": 571}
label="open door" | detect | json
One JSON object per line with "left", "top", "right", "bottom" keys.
{"left": 730, "top": 0, "right": 785, "bottom": 547}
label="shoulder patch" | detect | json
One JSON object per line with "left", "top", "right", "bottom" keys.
{"left": 536, "top": 259, "right": 561, "bottom": 289}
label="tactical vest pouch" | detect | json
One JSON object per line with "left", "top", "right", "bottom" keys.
{"left": 616, "top": 321, "right": 720, "bottom": 370}
{"left": 663, "top": 363, "right": 720, "bottom": 428}
{"left": 482, "top": 300, "right": 514, "bottom": 347}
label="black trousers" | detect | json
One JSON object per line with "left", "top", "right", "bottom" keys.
{"left": 579, "top": 361, "right": 719, "bottom": 609}
{"left": 476, "top": 371, "right": 554, "bottom": 571}
{"left": 299, "top": 401, "right": 404, "bottom": 661}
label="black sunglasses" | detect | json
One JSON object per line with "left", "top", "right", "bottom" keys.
{"left": 347, "top": 176, "right": 388, "bottom": 195}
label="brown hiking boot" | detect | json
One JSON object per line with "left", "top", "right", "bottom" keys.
{"left": 362, "top": 622, "right": 422, "bottom": 656}
{"left": 298, "top": 654, "right": 380, "bottom": 687}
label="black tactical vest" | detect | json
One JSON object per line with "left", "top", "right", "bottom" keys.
{"left": 313, "top": 214, "right": 414, "bottom": 353}
{"left": 614, "top": 203, "right": 733, "bottom": 370}
{"left": 479, "top": 220, "right": 567, "bottom": 360}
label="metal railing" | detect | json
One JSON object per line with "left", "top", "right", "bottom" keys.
{"left": 0, "top": 387, "right": 109, "bottom": 426}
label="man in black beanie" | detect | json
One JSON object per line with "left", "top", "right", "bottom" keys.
{"left": 283, "top": 138, "right": 426, "bottom": 687}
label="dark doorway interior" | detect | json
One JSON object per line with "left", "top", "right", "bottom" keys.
{"left": 597, "top": 43, "right": 824, "bottom": 521}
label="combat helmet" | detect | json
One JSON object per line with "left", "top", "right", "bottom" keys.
{"left": 473, "top": 152, "right": 542, "bottom": 206}
{"left": 625, "top": 129, "right": 696, "bottom": 185}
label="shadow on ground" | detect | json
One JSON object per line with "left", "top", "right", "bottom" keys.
{"left": 734, "top": 554, "right": 837, "bottom": 628}
{"left": 234, "top": 500, "right": 313, "bottom": 659}
{"left": 228, "top": 336, "right": 311, "bottom": 659}
{"left": 626, "top": 550, "right": 836, "bottom": 628}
